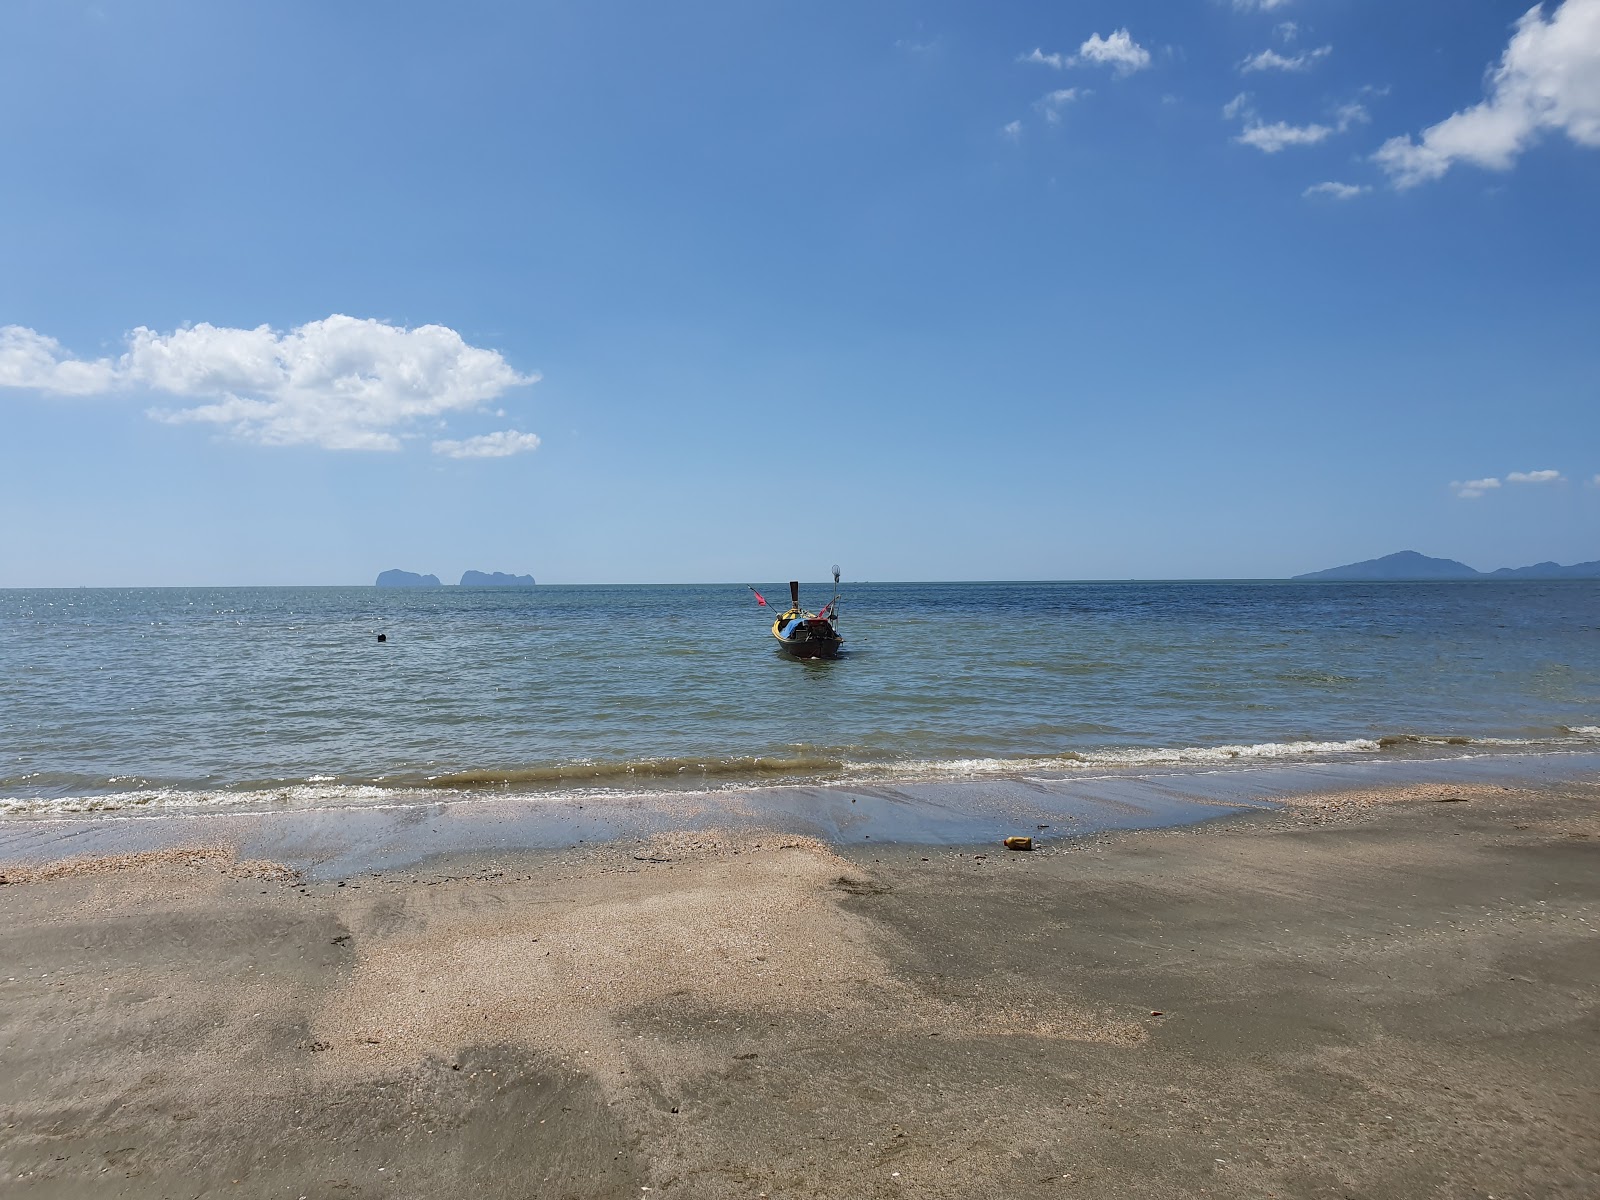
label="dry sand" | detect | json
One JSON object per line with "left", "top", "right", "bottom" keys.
{"left": 2, "top": 779, "right": 1597, "bottom": 1198}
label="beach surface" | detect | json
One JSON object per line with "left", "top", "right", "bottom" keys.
{"left": 2, "top": 775, "right": 1597, "bottom": 1198}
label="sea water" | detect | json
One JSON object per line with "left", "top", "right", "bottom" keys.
{"left": 2, "top": 580, "right": 1597, "bottom": 816}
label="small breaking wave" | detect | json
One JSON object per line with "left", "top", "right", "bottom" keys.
{"left": 0, "top": 782, "right": 399, "bottom": 819}
{"left": 423, "top": 753, "right": 846, "bottom": 789}
{"left": 3, "top": 728, "right": 1598, "bottom": 819}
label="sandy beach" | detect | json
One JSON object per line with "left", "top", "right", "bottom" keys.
{"left": 3, "top": 776, "right": 1598, "bottom": 1199}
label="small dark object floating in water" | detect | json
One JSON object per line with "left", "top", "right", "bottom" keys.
{"left": 761, "top": 567, "right": 844, "bottom": 659}
{"left": 377, "top": 633, "right": 387, "bottom": 642}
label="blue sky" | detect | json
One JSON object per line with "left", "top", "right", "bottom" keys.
{"left": 2, "top": 0, "right": 1597, "bottom": 585}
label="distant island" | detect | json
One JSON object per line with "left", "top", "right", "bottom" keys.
{"left": 1296, "top": 550, "right": 1600, "bottom": 581}
{"left": 375, "top": 569, "right": 441, "bottom": 588}
{"left": 459, "top": 571, "right": 535, "bottom": 587}
{"left": 374, "top": 569, "right": 535, "bottom": 587}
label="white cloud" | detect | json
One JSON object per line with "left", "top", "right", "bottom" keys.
{"left": 1303, "top": 181, "right": 1370, "bottom": 199}
{"left": 1222, "top": 92, "right": 1255, "bottom": 120}
{"left": 1234, "top": 100, "right": 1367, "bottom": 152}
{"left": 1000, "top": 119, "right": 1023, "bottom": 141}
{"left": 432, "top": 430, "right": 542, "bottom": 459}
{"left": 1233, "top": 0, "right": 1294, "bottom": 10}
{"left": 1506, "top": 468, "right": 1566, "bottom": 483}
{"left": 1276, "top": 21, "right": 1299, "bottom": 43}
{"left": 1334, "top": 101, "right": 1371, "bottom": 128}
{"left": 0, "top": 326, "right": 118, "bottom": 395}
{"left": 1237, "top": 119, "right": 1335, "bottom": 151}
{"left": 1018, "top": 48, "right": 1066, "bottom": 69}
{"left": 1035, "top": 88, "right": 1083, "bottom": 122}
{"left": 1072, "top": 29, "right": 1152, "bottom": 76}
{"left": 0, "top": 315, "right": 537, "bottom": 452}
{"left": 1375, "top": 0, "right": 1600, "bottom": 188}
{"left": 1452, "top": 477, "right": 1502, "bottom": 499}
{"left": 1240, "top": 45, "right": 1332, "bottom": 73}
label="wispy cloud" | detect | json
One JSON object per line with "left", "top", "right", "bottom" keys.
{"left": 1375, "top": 0, "right": 1600, "bottom": 188}
{"left": 1223, "top": 92, "right": 1254, "bottom": 120}
{"left": 1450, "top": 469, "right": 1568, "bottom": 498}
{"left": 1232, "top": 98, "right": 1368, "bottom": 153}
{"left": 1452, "top": 477, "right": 1502, "bottom": 499}
{"left": 1072, "top": 29, "right": 1152, "bottom": 76}
{"left": 1233, "top": 0, "right": 1294, "bottom": 10}
{"left": 0, "top": 316, "right": 537, "bottom": 452}
{"left": 1018, "top": 47, "right": 1066, "bottom": 70}
{"left": 1237, "top": 119, "right": 1334, "bottom": 152}
{"left": 1303, "top": 181, "right": 1370, "bottom": 199}
{"left": 1000, "top": 119, "right": 1023, "bottom": 142}
{"left": 1035, "top": 88, "right": 1084, "bottom": 122}
{"left": 1240, "top": 45, "right": 1331, "bottom": 73}
{"left": 432, "top": 430, "right": 542, "bottom": 459}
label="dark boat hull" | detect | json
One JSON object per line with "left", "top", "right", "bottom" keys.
{"left": 774, "top": 635, "right": 843, "bottom": 659}
{"left": 772, "top": 615, "right": 843, "bottom": 658}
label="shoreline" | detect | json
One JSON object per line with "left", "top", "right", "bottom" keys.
{"left": 3, "top": 750, "right": 1598, "bottom": 880}
{"left": 2, "top": 768, "right": 1598, "bottom": 1196}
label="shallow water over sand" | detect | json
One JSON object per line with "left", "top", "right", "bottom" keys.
{"left": 2, "top": 580, "right": 1597, "bottom": 816}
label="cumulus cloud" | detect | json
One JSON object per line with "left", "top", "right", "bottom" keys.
{"left": 0, "top": 326, "right": 118, "bottom": 395}
{"left": 1452, "top": 477, "right": 1503, "bottom": 499}
{"left": 1000, "top": 119, "right": 1023, "bottom": 141}
{"left": 1035, "top": 88, "right": 1083, "bottom": 122}
{"left": 1375, "top": 0, "right": 1600, "bottom": 188}
{"left": 0, "top": 315, "right": 537, "bottom": 452}
{"left": 432, "top": 430, "right": 542, "bottom": 459}
{"left": 1506, "top": 468, "right": 1566, "bottom": 483}
{"left": 1072, "top": 29, "right": 1152, "bottom": 76}
{"left": 1240, "top": 45, "right": 1332, "bottom": 73}
{"left": 1303, "top": 181, "right": 1370, "bottom": 199}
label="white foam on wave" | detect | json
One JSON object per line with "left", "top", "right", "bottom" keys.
{"left": 844, "top": 738, "right": 1386, "bottom": 781}
{"left": 5, "top": 729, "right": 1598, "bottom": 819}
{"left": 0, "top": 782, "right": 398, "bottom": 819}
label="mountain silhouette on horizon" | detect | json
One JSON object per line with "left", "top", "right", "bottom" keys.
{"left": 1296, "top": 550, "right": 1600, "bottom": 581}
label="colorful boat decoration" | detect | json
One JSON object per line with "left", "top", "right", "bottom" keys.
{"left": 750, "top": 567, "right": 844, "bottom": 659}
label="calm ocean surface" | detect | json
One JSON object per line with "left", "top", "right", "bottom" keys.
{"left": 2, "top": 581, "right": 1597, "bottom": 816}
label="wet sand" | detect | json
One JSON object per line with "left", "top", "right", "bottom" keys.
{"left": 2, "top": 777, "right": 1598, "bottom": 1198}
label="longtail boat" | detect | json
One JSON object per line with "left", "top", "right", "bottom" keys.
{"left": 750, "top": 568, "right": 844, "bottom": 659}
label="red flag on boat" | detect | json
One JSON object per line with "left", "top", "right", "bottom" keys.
{"left": 750, "top": 588, "right": 768, "bottom": 607}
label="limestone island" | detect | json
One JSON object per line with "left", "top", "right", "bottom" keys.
{"left": 460, "top": 571, "right": 536, "bottom": 587}
{"left": 375, "top": 569, "right": 442, "bottom": 588}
